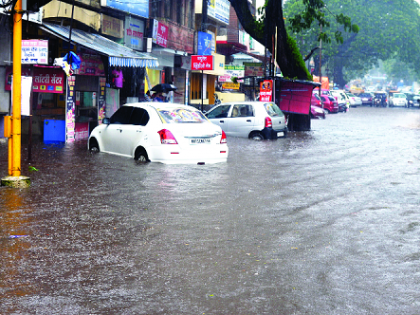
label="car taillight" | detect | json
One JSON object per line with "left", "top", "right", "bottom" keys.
{"left": 157, "top": 129, "right": 178, "bottom": 144}
{"left": 265, "top": 117, "right": 272, "bottom": 128}
{"left": 220, "top": 130, "right": 227, "bottom": 144}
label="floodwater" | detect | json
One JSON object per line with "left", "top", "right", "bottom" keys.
{"left": 1, "top": 106, "right": 420, "bottom": 314}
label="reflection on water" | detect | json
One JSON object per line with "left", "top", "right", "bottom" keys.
{"left": 1, "top": 107, "right": 420, "bottom": 313}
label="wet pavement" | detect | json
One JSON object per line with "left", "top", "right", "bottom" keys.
{"left": 1, "top": 106, "right": 420, "bottom": 314}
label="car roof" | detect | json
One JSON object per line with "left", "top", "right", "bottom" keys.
{"left": 122, "top": 102, "right": 200, "bottom": 111}
{"left": 220, "top": 101, "right": 276, "bottom": 106}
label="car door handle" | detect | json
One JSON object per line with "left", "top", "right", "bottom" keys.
{"left": 246, "top": 119, "right": 251, "bottom": 122}
{"left": 136, "top": 130, "right": 142, "bottom": 133}
{"left": 116, "top": 129, "right": 123, "bottom": 133}
{"left": 219, "top": 120, "right": 224, "bottom": 123}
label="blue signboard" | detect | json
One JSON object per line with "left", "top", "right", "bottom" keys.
{"left": 198, "top": 32, "right": 214, "bottom": 56}
{"left": 105, "top": 0, "right": 148, "bottom": 19}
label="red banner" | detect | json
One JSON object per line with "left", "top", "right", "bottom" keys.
{"left": 156, "top": 21, "right": 168, "bottom": 48}
{"left": 259, "top": 80, "right": 273, "bottom": 102}
{"left": 32, "top": 66, "right": 65, "bottom": 94}
{"left": 191, "top": 55, "right": 214, "bottom": 71}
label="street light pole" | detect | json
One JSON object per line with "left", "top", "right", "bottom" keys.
{"left": 1, "top": 0, "right": 31, "bottom": 188}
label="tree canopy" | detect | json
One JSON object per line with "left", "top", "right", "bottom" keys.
{"left": 229, "top": 0, "right": 358, "bottom": 80}
{"left": 283, "top": 0, "right": 420, "bottom": 87}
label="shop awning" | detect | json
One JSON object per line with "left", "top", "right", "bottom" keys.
{"left": 40, "top": 22, "right": 159, "bottom": 68}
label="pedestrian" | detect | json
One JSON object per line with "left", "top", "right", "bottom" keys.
{"left": 145, "top": 90, "right": 152, "bottom": 102}
{"left": 166, "top": 81, "right": 175, "bottom": 103}
{"left": 112, "top": 66, "right": 124, "bottom": 89}
{"left": 153, "top": 92, "right": 164, "bottom": 102}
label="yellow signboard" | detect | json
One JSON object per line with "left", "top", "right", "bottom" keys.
{"left": 222, "top": 82, "right": 240, "bottom": 90}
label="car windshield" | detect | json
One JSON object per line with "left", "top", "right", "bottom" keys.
{"left": 313, "top": 94, "right": 321, "bottom": 100}
{"left": 157, "top": 108, "right": 207, "bottom": 123}
{"left": 394, "top": 94, "right": 406, "bottom": 98}
{"left": 263, "top": 103, "right": 284, "bottom": 117}
{"left": 347, "top": 93, "right": 356, "bottom": 97}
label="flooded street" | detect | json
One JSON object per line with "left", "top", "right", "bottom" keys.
{"left": 1, "top": 106, "right": 420, "bottom": 314}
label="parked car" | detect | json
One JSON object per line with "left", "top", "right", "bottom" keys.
{"left": 405, "top": 93, "right": 420, "bottom": 107}
{"left": 311, "top": 93, "right": 322, "bottom": 107}
{"left": 330, "top": 90, "right": 348, "bottom": 111}
{"left": 359, "top": 92, "right": 375, "bottom": 106}
{"left": 319, "top": 95, "right": 339, "bottom": 113}
{"left": 88, "top": 103, "right": 228, "bottom": 164}
{"left": 310, "top": 105, "right": 326, "bottom": 119}
{"left": 205, "top": 101, "right": 288, "bottom": 140}
{"left": 345, "top": 93, "right": 362, "bottom": 107}
{"left": 389, "top": 93, "right": 408, "bottom": 107}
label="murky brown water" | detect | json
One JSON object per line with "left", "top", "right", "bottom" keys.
{"left": 1, "top": 107, "right": 420, "bottom": 314}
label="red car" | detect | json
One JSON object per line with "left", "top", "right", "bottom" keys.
{"left": 311, "top": 93, "right": 339, "bottom": 113}
{"left": 310, "top": 105, "right": 326, "bottom": 119}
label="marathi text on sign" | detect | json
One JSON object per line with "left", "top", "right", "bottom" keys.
{"left": 191, "top": 55, "right": 214, "bottom": 71}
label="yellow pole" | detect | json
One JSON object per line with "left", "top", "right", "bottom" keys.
{"left": 11, "top": 0, "right": 22, "bottom": 177}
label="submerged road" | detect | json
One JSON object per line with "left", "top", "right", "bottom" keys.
{"left": 1, "top": 106, "right": 420, "bottom": 314}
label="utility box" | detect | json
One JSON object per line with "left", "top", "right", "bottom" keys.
{"left": 43, "top": 119, "right": 65, "bottom": 143}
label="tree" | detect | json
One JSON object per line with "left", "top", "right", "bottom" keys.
{"left": 229, "top": 0, "right": 357, "bottom": 80}
{"left": 283, "top": 0, "right": 420, "bottom": 87}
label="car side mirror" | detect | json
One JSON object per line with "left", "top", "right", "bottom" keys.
{"left": 103, "top": 118, "right": 110, "bottom": 124}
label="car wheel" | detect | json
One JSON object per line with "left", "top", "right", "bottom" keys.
{"left": 249, "top": 131, "right": 264, "bottom": 141}
{"left": 134, "top": 147, "right": 149, "bottom": 162}
{"left": 89, "top": 138, "right": 100, "bottom": 153}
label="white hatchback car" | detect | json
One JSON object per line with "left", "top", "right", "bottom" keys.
{"left": 389, "top": 93, "right": 408, "bottom": 107}
{"left": 88, "top": 103, "right": 228, "bottom": 164}
{"left": 205, "top": 101, "right": 288, "bottom": 140}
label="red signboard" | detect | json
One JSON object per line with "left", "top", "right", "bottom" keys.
{"left": 191, "top": 55, "right": 214, "bottom": 71}
{"left": 259, "top": 80, "right": 273, "bottom": 102}
{"left": 32, "top": 66, "right": 65, "bottom": 93}
{"left": 156, "top": 21, "right": 168, "bottom": 47}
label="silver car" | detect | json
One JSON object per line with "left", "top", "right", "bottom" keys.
{"left": 205, "top": 101, "right": 288, "bottom": 140}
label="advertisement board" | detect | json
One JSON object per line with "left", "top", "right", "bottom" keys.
{"left": 152, "top": 20, "right": 168, "bottom": 48}
{"left": 191, "top": 55, "right": 214, "bottom": 71}
{"left": 22, "top": 40, "right": 48, "bottom": 65}
{"left": 101, "top": 0, "right": 148, "bottom": 18}
{"left": 125, "top": 16, "right": 144, "bottom": 51}
{"left": 260, "top": 80, "right": 273, "bottom": 102}
{"left": 208, "top": 0, "right": 230, "bottom": 25}
{"left": 197, "top": 32, "right": 214, "bottom": 55}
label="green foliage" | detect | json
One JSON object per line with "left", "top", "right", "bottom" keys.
{"left": 284, "top": 0, "right": 420, "bottom": 83}
{"left": 287, "top": 35, "right": 312, "bottom": 81}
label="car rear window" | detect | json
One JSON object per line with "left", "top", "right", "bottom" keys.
{"left": 157, "top": 108, "right": 207, "bottom": 123}
{"left": 263, "top": 103, "right": 284, "bottom": 117}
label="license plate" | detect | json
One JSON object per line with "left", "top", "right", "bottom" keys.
{"left": 191, "top": 138, "right": 211, "bottom": 144}
{"left": 277, "top": 132, "right": 284, "bottom": 137}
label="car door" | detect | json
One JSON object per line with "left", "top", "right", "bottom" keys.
{"left": 227, "top": 104, "right": 255, "bottom": 137}
{"left": 101, "top": 106, "right": 133, "bottom": 155}
{"left": 205, "top": 104, "right": 231, "bottom": 133}
{"left": 119, "top": 107, "right": 150, "bottom": 157}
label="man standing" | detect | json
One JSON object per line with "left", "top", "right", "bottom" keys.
{"left": 112, "top": 66, "right": 124, "bottom": 89}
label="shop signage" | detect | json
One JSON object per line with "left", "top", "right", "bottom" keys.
{"left": 74, "top": 53, "right": 105, "bottom": 76}
{"left": 101, "top": 0, "right": 148, "bottom": 19}
{"left": 208, "top": 0, "right": 230, "bottom": 25}
{"left": 125, "top": 16, "right": 144, "bottom": 51}
{"left": 260, "top": 80, "right": 273, "bottom": 102}
{"left": 152, "top": 20, "right": 168, "bottom": 48}
{"left": 191, "top": 55, "right": 214, "bottom": 71}
{"left": 197, "top": 32, "right": 214, "bottom": 55}
{"left": 245, "top": 63, "right": 264, "bottom": 77}
{"left": 164, "top": 19, "right": 194, "bottom": 53}
{"left": 101, "top": 14, "right": 124, "bottom": 38}
{"left": 222, "top": 82, "right": 240, "bottom": 90}
{"left": 33, "top": 66, "right": 65, "bottom": 94}
{"left": 219, "top": 65, "right": 244, "bottom": 82}
{"left": 22, "top": 40, "right": 48, "bottom": 64}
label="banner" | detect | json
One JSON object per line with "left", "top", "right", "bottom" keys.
{"left": 33, "top": 66, "right": 65, "bottom": 93}
{"left": 260, "top": 80, "right": 273, "bottom": 102}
